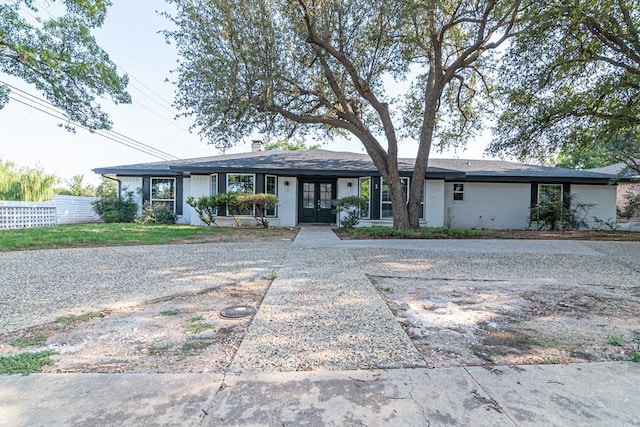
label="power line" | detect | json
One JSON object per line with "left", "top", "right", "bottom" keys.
{"left": 2, "top": 82, "right": 179, "bottom": 161}
{"left": 20, "top": 1, "right": 193, "bottom": 132}
{"left": 7, "top": 93, "right": 175, "bottom": 161}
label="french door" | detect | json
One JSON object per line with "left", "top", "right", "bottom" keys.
{"left": 298, "top": 179, "right": 336, "bottom": 223}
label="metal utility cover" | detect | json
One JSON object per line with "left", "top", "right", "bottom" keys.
{"left": 220, "top": 305, "right": 256, "bottom": 319}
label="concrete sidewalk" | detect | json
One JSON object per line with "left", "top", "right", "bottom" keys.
{"left": 1, "top": 228, "right": 639, "bottom": 426}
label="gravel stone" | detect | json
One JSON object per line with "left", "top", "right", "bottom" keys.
{"left": 0, "top": 242, "right": 289, "bottom": 332}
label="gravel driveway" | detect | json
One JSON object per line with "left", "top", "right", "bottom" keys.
{"left": 0, "top": 242, "right": 290, "bottom": 332}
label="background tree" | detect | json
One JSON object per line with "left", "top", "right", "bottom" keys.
{"left": 95, "top": 176, "right": 117, "bottom": 198}
{"left": 264, "top": 139, "right": 321, "bottom": 151}
{"left": 0, "top": 0, "right": 130, "bottom": 130}
{"left": 490, "top": 0, "right": 640, "bottom": 173}
{"left": 0, "top": 160, "right": 57, "bottom": 201}
{"left": 56, "top": 175, "right": 96, "bottom": 196}
{"left": 166, "top": 0, "right": 523, "bottom": 229}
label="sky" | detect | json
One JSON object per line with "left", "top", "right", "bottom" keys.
{"left": 0, "top": 1, "right": 494, "bottom": 187}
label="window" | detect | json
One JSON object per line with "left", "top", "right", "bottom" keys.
{"left": 381, "top": 178, "right": 424, "bottom": 219}
{"left": 359, "top": 177, "right": 370, "bottom": 219}
{"left": 227, "top": 174, "right": 255, "bottom": 215}
{"left": 453, "top": 183, "right": 464, "bottom": 201}
{"left": 266, "top": 175, "right": 277, "bottom": 217}
{"left": 151, "top": 178, "right": 175, "bottom": 212}
{"left": 211, "top": 174, "right": 218, "bottom": 196}
{"left": 381, "top": 178, "right": 408, "bottom": 219}
{"left": 538, "top": 184, "right": 563, "bottom": 202}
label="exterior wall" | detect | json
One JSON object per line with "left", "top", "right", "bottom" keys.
{"left": 277, "top": 177, "right": 297, "bottom": 227}
{"left": 51, "top": 195, "right": 100, "bottom": 224}
{"left": 336, "top": 178, "right": 359, "bottom": 226}
{"left": 571, "top": 184, "right": 618, "bottom": 227}
{"left": 425, "top": 180, "right": 445, "bottom": 227}
{"left": 444, "top": 182, "right": 531, "bottom": 230}
{"left": 118, "top": 176, "right": 143, "bottom": 213}
{"left": 186, "top": 175, "right": 212, "bottom": 225}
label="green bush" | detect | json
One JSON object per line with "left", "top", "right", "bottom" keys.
{"left": 137, "top": 202, "right": 177, "bottom": 224}
{"left": 617, "top": 189, "right": 640, "bottom": 220}
{"left": 529, "top": 192, "right": 592, "bottom": 231}
{"left": 92, "top": 191, "right": 137, "bottom": 223}
{"left": 236, "top": 193, "right": 278, "bottom": 228}
{"left": 186, "top": 193, "right": 233, "bottom": 226}
{"left": 333, "top": 196, "right": 369, "bottom": 228}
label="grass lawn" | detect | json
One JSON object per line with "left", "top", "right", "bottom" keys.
{"left": 0, "top": 223, "right": 298, "bottom": 252}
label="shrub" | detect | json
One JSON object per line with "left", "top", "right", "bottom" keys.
{"left": 236, "top": 193, "right": 278, "bottom": 228}
{"left": 92, "top": 191, "right": 137, "bottom": 223}
{"left": 529, "top": 192, "right": 592, "bottom": 231}
{"left": 186, "top": 193, "right": 232, "bottom": 226}
{"left": 617, "top": 189, "right": 640, "bottom": 220}
{"left": 333, "top": 196, "right": 369, "bottom": 228}
{"left": 137, "top": 202, "right": 177, "bottom": 224}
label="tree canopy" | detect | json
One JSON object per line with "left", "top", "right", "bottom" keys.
{"left": 166, "top": 0, "right": 522, "bottom": 228}
{"left": 0, "top": 0, "right": 130, "bottom": 130}
{"left": 490, "top": 0, "right": 640, "bottom": 173}
{"left": 0, "top": 160, "right": 57, "bottom": 201}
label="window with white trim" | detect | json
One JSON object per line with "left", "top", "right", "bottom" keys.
{"left": 151, "top": 178, "right": 176, "bottom": 212}
{"left": 266, "top": 175, "right": 277, "bottom": 217}
{"left": 381, "top": 178, "right": 406, "bottom": 219}
{"left": 538, "top": 184, "right": 563, "bottom": 202}
{"left": 359, "top": 177, "right": 370, "bottom": 219}
{"left": 227, "top": 174, "right": 255, "bottom": 215}
{"left": 211, "top": 174, "right": 218, "bottom": 196}
{"left": 453, "top": 183, "right": 464, "bottom": 201}
{"left": 381, "top": 178, "right": 424, "bottom": 219}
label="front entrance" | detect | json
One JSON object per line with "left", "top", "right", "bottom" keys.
{"left": 298, "top": 179, "right": 336, "bottom": 224}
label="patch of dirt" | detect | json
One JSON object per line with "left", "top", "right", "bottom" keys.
{"left": 372, "top": 276, "right": 640, "bottom": 367}
{"left": 0, "top": 279, "right": 271, "bottom": 373}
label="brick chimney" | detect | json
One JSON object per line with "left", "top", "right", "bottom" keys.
{"left": 251, "top": 140, "right": 265, "bottom": 152}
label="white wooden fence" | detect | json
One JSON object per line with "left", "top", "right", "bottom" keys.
{"left": 0, "top": 195, "right": 100, "bottom": 229}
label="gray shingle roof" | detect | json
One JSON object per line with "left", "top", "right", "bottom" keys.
{"left": 93, "top": 149, "right": 618, "bottom": 182}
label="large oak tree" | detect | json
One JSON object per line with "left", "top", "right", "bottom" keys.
{"left": 491, "top": 0, "right": 640, "bottom": 174}
{"left": 166, "top": 0, "right": 522, "bottom": 228}
{"left": 0, "top": 0, "right": 130, "bottom": 130}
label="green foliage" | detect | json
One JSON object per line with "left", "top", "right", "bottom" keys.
{"left": 529, "top": 192, "right": 593, "bottom": 231}
{"left": 0, "top": 1, "right": 130, "bottom": 131}
{"left": 0, "top": 160, "right": 57, "bottom": 201}
{"left": 491, "top": 1, "right": 640, "bottom": 172}
{"left": 186, "top": 193, "right": 231, "bottom": 226}
{"left": 542, "top": 356, "right": 560, "bottom": 365}
{"left": 264, "top": 140, "right": 321, "bottom": 151}
{"left": 333, "top": 196, "right": 369, "bottom": 229}
{"left": 92, "top": 191, "right": 137, "bottom": 223}
{"left": 136, "top": 202, "right": 177, "bottom": 224}
{"left": 9, "top": 332, "right": 48, "bottom": 348}
{"left": 341, "top": 226, "right": 485, "bottom": 239}
{"left": 0, "top": 350, "right": 56, "bottom": 375}
{"left": 607, "top": 335, "right": 623, "bottom": 346}
{"left": 54, "top": 311, "right": 101, "bottom": 325}
{"left": 95, "top": 177, "right": 117, "bottom": 198}
{"left": 235, "top": 193, "right": 278, "bottom": 228}
{"left": 618, "top": 189, "right": 640, "bottom": 220}
{"left": 165, "top": 0, "right": 522, "bottom": 229}
{"left": 0, "top": 223, "right": 297, "bottom": 251}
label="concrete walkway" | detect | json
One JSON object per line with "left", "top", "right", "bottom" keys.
{"left": 1, "top": 227, "right": 639, "bottom": 426}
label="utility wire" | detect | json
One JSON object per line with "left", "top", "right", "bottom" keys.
{"left": 7, "top": 93, "right": 175, "bottom": 161}
{"left": 21, "top": 1, "right": 193, "bottom": 132}
{"left": 3, "top": 83, "right": 179, "bottom": 161}
{"left": 2, "top": 80, "right": 180, "bottom": 160}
